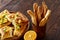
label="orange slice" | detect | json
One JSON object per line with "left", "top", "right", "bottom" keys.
{"left": 24, "top": 30, "right": 37, "bottom": 40}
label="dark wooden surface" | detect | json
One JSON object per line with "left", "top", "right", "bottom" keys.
{"left": 0, "top": 0, "right": 60, "bottom": 40}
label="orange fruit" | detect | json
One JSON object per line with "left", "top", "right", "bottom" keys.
{"left": 24, "top": 30, "right": 37, "bottom": 40}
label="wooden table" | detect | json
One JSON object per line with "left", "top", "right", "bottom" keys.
{"left": 0, "top": 0, "right": 60, "bottom": 40}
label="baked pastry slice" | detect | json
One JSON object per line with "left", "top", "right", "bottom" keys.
{"left": 0, "top": 26, "right": 13, "bottom": 40}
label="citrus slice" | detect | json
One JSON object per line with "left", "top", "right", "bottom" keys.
{"left": 24, "top": 30, "right": 37, "bottom": 40}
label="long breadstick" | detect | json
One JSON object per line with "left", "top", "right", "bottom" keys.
{"left": 39, "top": 10, "right": 51, "bottom": 26}
{"left": 27, "top": 10, "right": 37, "bottom": 26}
{"left": 33, "top": 3, "right": 38, "bottom": 22}
{"left": 37, "top": 6, "right": 43, "bottom": 22}
{"left": 37, "top": 6, "right": 41, "bottom": 22}
{"left": 42, "top": 1, "right": 48, "bottom": 17}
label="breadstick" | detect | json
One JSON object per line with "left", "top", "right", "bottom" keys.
{"left": 39, "top": 10, "right": 51, "bottom": 26}
{"left": 37, "top": 6, "right": 43, "bottom": 22}
{"left": 33, "top": 3, "right": 38, "bottom": 22}
{"left": 27, "top": 10, "right": 37, "bottom": 26}
{"left": 42, "top": 1, "right": 48, "bottom": 17}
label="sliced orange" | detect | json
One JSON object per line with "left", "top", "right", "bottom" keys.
{"left": 24, "top": 30, "right": 37, "bottom": 40}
